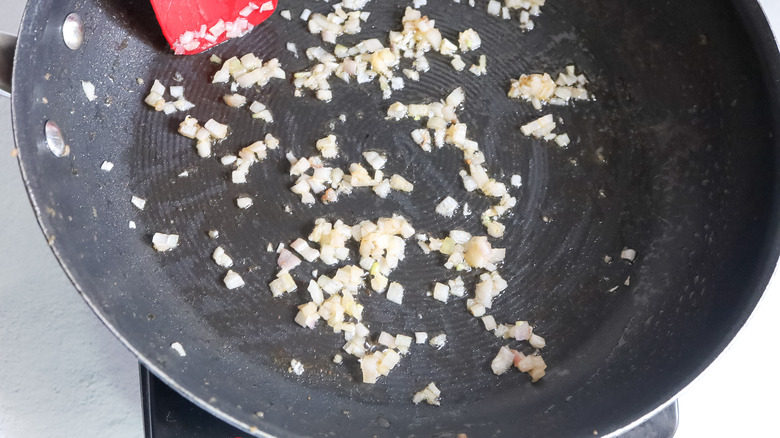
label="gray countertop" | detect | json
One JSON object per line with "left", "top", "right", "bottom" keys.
{"left": 0, "top": 3, "right": 142, "bottom": 437}
{"left": 0, "top": 1, "right": 778, "bottom": 437}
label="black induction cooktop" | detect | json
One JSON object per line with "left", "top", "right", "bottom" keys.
{"left": 140, "top": 365, "right": 678, "bottom": 438}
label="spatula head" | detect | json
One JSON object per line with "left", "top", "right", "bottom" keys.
{"left": 150, "top": 0, "right": 278, "bottom": 55}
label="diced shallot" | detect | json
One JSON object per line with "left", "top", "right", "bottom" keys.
{"left": 278, "top": 248, "right": 302, "bottom": 271}
{"left": 152, "top": 233, "right": 179, "bottom": 252}
{"left": 223, "top": 270, "right": 245, "bottom": 289}
{"left": 212, "top": 246, "right": 233, "bottom": 267}
{"left": 435, "top": 196, "right": 459, "bottom": 217}
{"left": 491, "top": 346, "right": 514, "bottom": 375}
{"left": 412, "top": 382, "right": 441, "bottom": 406}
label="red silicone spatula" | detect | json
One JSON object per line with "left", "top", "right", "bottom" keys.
{"left": 150, "top": 0, "right": 278, "bottom": 55}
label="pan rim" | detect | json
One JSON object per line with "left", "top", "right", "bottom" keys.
{"left": 9, "top": 0, "right": 780, "bottom": 437}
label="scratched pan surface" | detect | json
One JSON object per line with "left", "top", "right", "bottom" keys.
{"left": 12, "top": 0, "right": 780, "bottom": 436}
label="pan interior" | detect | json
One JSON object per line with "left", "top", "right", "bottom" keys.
{"left": 12, "top": 0, "right": 779, "bottom": 436}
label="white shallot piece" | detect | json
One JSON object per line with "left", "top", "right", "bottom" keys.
{"left": 204, "top": 119, "right": 229, "bottom": 139}
{"left": 458, "top": 28, "right": 481, "bottom": 52}
{"left": 177, "top": 116, "right": 231, "bottom": 158}
{"left": 170, "top": 342, "right": 186, "bottom": 357}
{"left": 289, "top": 359, "right": 305, "bottom": 375}
{"left": 277, "top": 248, "right": 302, "bottom": 271}
{"left": 286, "top": 152, "right": 414, "bottom": 204}
{"left": 212, "top": 54, "right": 285, "bottom": 89}
{"left": 81, "top": 81, "right": 97, "bottom": 101}
{"left": 362, "top": 151, "right": 387, "bottom": 170}
{"left": 144, "top": 79, "right": 194, "bottom": 113}
{"left": 290, "top": 238, "right": 320, "bottom": 262}
{"left": 518, "top": 114, "right": 571, "bottom": 146}
{"left": 293, "top": 7, "right": 463, "bottom": 101}
{"left": 491, "top": 345, "right": 548, "bottom": 382}
{"left": 509, "top": 65, "right": 591, "bottom": 107}
{"left": 482, "top": 315, "right": 497, "bottom": 331}
{"left": 395, "top": 334, "right": 412, "bottom": 354}
{"left": 236, "top": 196, "right": 253, "bottom": 209}
{"left": 451, "top": 55, "right": 466, "bottom": 72}
{"left": 269, "top": 271, "right": 297, "bottom": 297}
{"left": 412, "top": 382, "right": 441, "bottom": 406}
{"left": 487, "top": 0, "right": 547, "bottom": 30}
{"left": 223, "top": 93, "right": 247, "bottom": 108}
{"left": 469, "top": 55, "right": 488, "bottom": 76}
{"left": 264, "top": 217, "right": 421, "bottom": 385}
{"left": 388, "top": 87, "right": 516, "bottom": 236}
{"left": 294, "top": 302, "right": 321, "bottom": 329}
{"left": 316, "top": 135, "right": 339, "bottom": 158}
{"left": 432, "top": 282, "right": 450, "bottom": 303}
{"left": 223, "top": 270, "right": 245, "bottom": 289}
{"left": 520, "top": 114, "right": 557, "bottom": 138}
{"left": 359, "top": 348, "right": 403, "bottom": 383}
{"left": 228, "top": 133, "right": 279, "bottom": 184}
{"left": 515, "top": 352, "right": 548, "bottom": 382}
{"left": 389, "top": 174, "right": 414, "bottom": 192}
{"left": 212, "top": 246, "right": 233, "bottom": 268}
{"left": 249, "top": 101, "right": 274, "bottom": 122}
{"left": 306, "top": 2, "right": 371, "bottom": 45}
{"left": 170, "top": 5, "right": 276, "bottom": 55}
{"left": 435, "top": 196, "right": 459, "bottom": 217}
{"left": 426, "top": 231, "right": 506, "bottom": 272}
{"left": 152, "top": 233, "right": 179, "bottom": 252}
{"left": 386, "top": 282, "right": 404, "bottom": 304}
{"left": 429, "top": 333, "right": 447, "bottom": 349}
{"left": 491, "top": 345, "right": 515, "bottom": 375}
{"left": 131, "top": 196, "right": 146, "bottom": 210}
{"left": 470, "top": 271, "right": 509, "bottom": 312}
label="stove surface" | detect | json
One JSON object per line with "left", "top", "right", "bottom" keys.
{"left": 139, "top": 365, "right": 678, "bottom": 438}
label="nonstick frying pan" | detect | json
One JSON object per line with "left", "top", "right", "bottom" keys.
{"left": 8, "top": 0, "right": 780, "bottom": 436}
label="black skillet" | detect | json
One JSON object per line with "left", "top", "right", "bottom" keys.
{"left": 8, "top": 0, "right": 780, "bottom": 436}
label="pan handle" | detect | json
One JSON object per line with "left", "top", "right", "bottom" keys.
{"left": 0, "top": 32, "right": 15, "bottom": 98}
